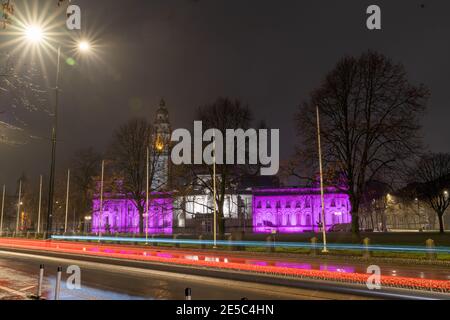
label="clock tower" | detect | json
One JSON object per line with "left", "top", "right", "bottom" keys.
{"left": 152, "top": 99, "right": 171, "bottom": 191}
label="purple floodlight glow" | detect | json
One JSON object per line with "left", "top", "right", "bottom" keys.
{"left": 91, "top": 195, "right": 173, "bottom": 235}
{"left": 252, "top": 187, "right": 352, "bottom": 234}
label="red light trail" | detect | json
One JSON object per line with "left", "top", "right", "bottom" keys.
{"left": 0, "top": 238, "right": 448, "bottom": 294}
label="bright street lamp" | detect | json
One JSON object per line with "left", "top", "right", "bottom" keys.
{"left": 24, "top": 25, "right": 44, "bottom": 43}
{"left": 78, "top": 41, "right": 91, "bottom": 52}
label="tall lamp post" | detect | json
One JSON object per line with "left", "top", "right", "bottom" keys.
{"left": 22, "top": 26, "right": 91, "bottom": 238}
{"left": 46, "top": 45, "right": 61, "bottom": 237}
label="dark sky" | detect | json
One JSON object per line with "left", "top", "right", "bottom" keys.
{"left": 1, "top": 0, "right": 450, "bottom": 188}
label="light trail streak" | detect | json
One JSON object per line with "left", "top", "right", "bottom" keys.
{"left": 0, "top": 238, "right": 449, "bottom": 294}
{"left": 50, "top": 235, "right": 450, "bottom": 254}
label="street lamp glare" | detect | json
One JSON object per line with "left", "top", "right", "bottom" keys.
{"left": 78, "top": 41, "right": 91, "bottom": 52}
{"left": 25, "top": 25, "right": 44, "bottom": 43}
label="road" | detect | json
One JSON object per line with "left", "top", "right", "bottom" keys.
{"left": 0, "top": 250, "right": 372, "bottom": 300}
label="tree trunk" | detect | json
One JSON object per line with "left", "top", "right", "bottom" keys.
{"left": 381, "top": 210, "right": 388, "bottom": 232}
{"left": 350, "top": 194, "right": 360, "bottom": 235}
{"left": 438, "top": 213, "right": 445, "bottom": 234}
{"left": 370, "top": 211, "right": 375, "bottom": 230}
{"left": 217, "top": 201, "right": 226, "bottom": 236}
{"left": 139, "top": 208, "right": 144, "bottom": 234}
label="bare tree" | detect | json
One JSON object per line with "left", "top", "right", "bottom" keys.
{"left": 71, "top": 147, "right": 102, "bottom": 226}
{"left": 295, "top": 51, "right": 429, "bottom": 235}
{"left": 191, "top": 97, "right": 257, "bottom": 235}
{"left": 410, "top": 153, "right": 450, "bottom": 234}
{"left": 109, "top": 118, "right": 163, "bottom": 234}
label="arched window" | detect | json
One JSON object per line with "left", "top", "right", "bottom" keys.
{"left": 306, "top": 214, "right": 312, "bottom": 226}
{"left": 305, "top": 198, "right": 311, "bottom": 208}
{"left": 297, "top": 213, "right": 302, "bottom": 226}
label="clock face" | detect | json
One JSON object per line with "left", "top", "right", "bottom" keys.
{"left": 155, "top": 135, "right": 164, "bottom": 152}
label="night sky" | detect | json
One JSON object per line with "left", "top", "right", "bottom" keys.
{"left": 1, "top": 0, "right": 450, "bottom": 188}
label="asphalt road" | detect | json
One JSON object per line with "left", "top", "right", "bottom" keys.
{"left": 0, "top": 250, "right": 372, "bottom": 300}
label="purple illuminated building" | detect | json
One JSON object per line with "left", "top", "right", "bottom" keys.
{"left": 90, "top": 186, "right": 351, "bottom": 235}
{"left": 252, "top": 187, "right": 351, "bottom": 233}
{"left": 92, "top": 193, "right": 173, "bottom": 235}
{"left": 89, "top": 100, "right": 352, "bottom": 235}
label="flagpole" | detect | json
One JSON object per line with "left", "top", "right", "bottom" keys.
{"left": 64, "top": 169, "right": 70, "bottom": 233}
{"left": 98, "top": 160, "right": 105, "bottom": 241}
{"left": 213, "top": 130, "right": 217, "bottom": 249}
{"left": 0, "top": 185, "right": 5, "bottom": 236}
{"left": 16, "top": 180, "right": 22, "bottom": 234}
{"left": 316, "top": 106, "right": 329, "bottom": 253}
{"left": 37, "top": 175, "right": 43, "bottom": 234}
{"left": 146, "top": 146, "right": 149, "bottom": 244}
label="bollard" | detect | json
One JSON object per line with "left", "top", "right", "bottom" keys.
{"left": 266, "top": 236, "right": 275, "bottom": 253}
{"left": 310, "top": 237, "right": 318, "bottom": 256}
{"left": 185, "top": 288, "right": 192, "bottom": 300}
{"left": 232, "top": 232, "right": 244, "bottom": 251}
{"left": 228, "top": 235, "right": 234, "bottom": 251}
{"left": 174, "top": 234, "right": 180, "bottom": 248}
{"left": 199, "top": 235, "right": 206, "bottom": 249}
{"left": 37, "top": 264, "right": 45, "bottom": 299}
{"left": 54, "top": 266, "right": 62, "bottom": 300}
{"left": 152, "top": 235, "right": 158, "bottom": 247}
{"left": 426, "top": 239, "right": 437, "bottom": 260}
{"left": 363, "top": 238, "right": 371, "bottom": 259}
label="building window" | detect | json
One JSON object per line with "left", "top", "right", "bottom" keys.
{"left": 305, "top": 198, "right": 311, "bottom": 208}
{"left": 296, "top": 201, "right": 301, "bottom": 208}
{"left": 276, "top": 201, "right": 281, "bottom": 209}
{"left": 286, "top": 201, "right": 291, "bottom": 208}
{"left": 331, "top": 199, "right": 336, "bottom": 207}
{"left": 266, "top": 201, "right": 271, "bottom": 209}
{"left": 257, "top": 201, "right": 262, "bottom": 209}
{"left": 306, "top": 214, "right": 312, "bottom": 226}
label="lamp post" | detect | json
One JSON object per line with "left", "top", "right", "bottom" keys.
{"left": 45, "top": 45, "right": 61, "bottom": 237}
{"left": 22, "top": 26, "right": 92, "bottom": 238}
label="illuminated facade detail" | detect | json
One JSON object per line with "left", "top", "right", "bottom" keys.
{"left": 174, "top": 191, "right": 252, "bottom": 231}
{"left": 91, "top": 187, "right": 350, "bottom": 235}
{"left": 252, "top": 187, "right": 351, "bottom": 234}
{"left": 92, "top": 194, "right": 173, "bottom": 234}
